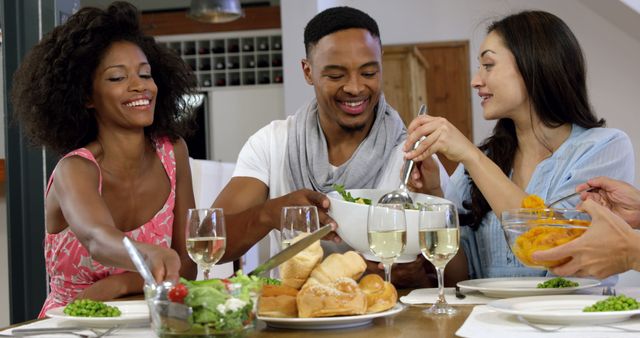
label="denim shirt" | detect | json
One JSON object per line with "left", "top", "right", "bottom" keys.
{"left": 446, "top": 125, "right": 635, "bottom": 279}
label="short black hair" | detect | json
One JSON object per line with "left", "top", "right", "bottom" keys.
{"left": 303, "top": 6, "right": 380, "bottom": 56}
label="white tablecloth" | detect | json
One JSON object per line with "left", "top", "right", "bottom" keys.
{"left": 0, "top": 318, "right": 155, "bottom": 337}
{"left": 400, "top": 287, "right": 494, "bottom": 305}
{"left": 456, "top": 305, "right": 640, "bottom": 338}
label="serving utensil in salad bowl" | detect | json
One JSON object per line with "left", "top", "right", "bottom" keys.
{"left": 378, "top": 104, "right": 427, "bottom": 205}
{"left": 122, "top": 237, "right": 192, "bottom": 332}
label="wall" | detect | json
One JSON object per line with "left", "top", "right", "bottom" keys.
{"left": 281, "top": 0, "right": 640, "bottom": 184}
{"left": 0, "top": 44, "right": 9, "bottom": 327}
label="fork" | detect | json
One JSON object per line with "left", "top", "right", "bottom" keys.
{"left": 547, "top": 187, "right": 597, "bottom": 208}
{"left": 602, "top": 286, "right": 617, "bottom": 296}
{"left": 92, "top": 325, "right": 121, "bottom": 337}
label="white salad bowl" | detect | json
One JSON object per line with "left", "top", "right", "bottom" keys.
{"left": 327, "top": 188, "right": 452, "bottom": 263}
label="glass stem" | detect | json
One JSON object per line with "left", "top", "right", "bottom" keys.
{"left": 436, "top": 266, "right": 446, "bottom": 304}
{"left": 382, "top": 261, "right": 393, "bottom": 283}
{"left": 203, "top": 268, "right": 210, "bottom": 280}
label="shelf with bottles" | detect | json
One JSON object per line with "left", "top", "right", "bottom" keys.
{"left": 157, "top": 29, "right": 283, "bottom": 89}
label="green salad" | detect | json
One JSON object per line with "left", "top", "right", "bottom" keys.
{"left": 332, "top": 184, "right": 426, "bottom": 210}
{"left": 333, "top": 184, "right": 371, "bottom": 205}
{"left": 167, "top": 271, "right": 279, "bottom": 333}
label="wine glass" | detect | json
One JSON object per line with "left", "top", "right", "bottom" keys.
{"left": 367, "top": 203, "right": 407, "bottom": 283}
{"left": 418, "top": 203, "right": 460, "bottom": 315}
{"left": 186, "top": 208, "right": 226, "bottom": 280}
{"left": 280, "top": 206, "right": 320, "bottom": 249}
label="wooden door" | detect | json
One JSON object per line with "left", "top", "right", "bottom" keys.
{"left": 384, "top": 41, "right": 472, "bottom": 175}
{"left": 381, "top": 46, "right": 428, "bottom": 126}
{"left": 417, "top": 42, "right": 472, "bottom": 174}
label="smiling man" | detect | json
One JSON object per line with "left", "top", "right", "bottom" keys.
{"left": 213, "top": 6, "right": 450, "bottom": 287}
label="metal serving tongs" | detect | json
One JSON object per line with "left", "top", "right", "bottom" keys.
{"left": 546, "top": 187, "right": 598, "bottom": 209}
{"left": 122, "top": 237, "right": 192, "bottom": 333}
{"left": 378, "top": 104, "right": 428, "bottom": 205}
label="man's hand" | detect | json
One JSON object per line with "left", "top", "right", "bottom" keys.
{"left": 532, "top": 199, "right": 640, "bottom": 279}
{"left": 407, "top": 156, "right": 443, "bottom": 197}
{"left": 577, "top": 176, "right": 640, "bottom": 228}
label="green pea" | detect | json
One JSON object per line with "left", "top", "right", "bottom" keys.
{"left": 63, "top": 299, "right": 122, "bottom": 317}
{"left": 583, "top": 295, "right": 640, "bottom": 312}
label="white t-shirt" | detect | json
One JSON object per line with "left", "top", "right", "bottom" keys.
{"left": 233, "top": 116, "right": 449, "bottom": 257}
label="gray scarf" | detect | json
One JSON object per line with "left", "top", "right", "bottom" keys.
{"left": 285, "top": 95, "right": 406, "bottom": 193}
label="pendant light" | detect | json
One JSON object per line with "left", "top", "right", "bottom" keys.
{"left": 188, "top": 0, "right": 243, "bottom": 23}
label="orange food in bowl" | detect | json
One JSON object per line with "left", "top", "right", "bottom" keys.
{"left": 513, "top": 219, "right": 589, "bottom": 268}
{"left": 507, "top": 196, "right": 590, "bottom": 268}
{"left": 521, "top": 194, "right": 546, "bottom": 209}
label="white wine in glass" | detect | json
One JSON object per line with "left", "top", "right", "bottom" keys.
{"left": 367, "top": 203, "right": 407, "bottom": 283}
{"left": 419, "top": 203, "right": 459, "bottom": 315}
{"left": 186, "top": 208, "right": 226, "bottom": 280}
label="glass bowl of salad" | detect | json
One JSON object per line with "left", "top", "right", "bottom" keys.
{"left": 145, "top": 271, "right": 265, "bottom": 337}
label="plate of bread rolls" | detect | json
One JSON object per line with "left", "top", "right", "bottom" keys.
{"left": 257, "top": 233, "right": 404, "bottom": 329}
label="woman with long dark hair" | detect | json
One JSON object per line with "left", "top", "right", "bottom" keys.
{"left": 405, "top": 10, "right": 634, "bottom": 279}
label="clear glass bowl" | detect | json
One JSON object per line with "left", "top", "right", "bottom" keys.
{"left": 145, "top": 282, "right": 256, "bottom": 337}
{"left": 501, "top": 208, "right": 590, "bottom": 269}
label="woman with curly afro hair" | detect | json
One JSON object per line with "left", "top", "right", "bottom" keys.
{"left": 11, "top": 1, "right": 198, "bottom": 316}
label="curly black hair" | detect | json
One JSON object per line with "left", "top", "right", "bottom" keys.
{"left": 11, "top": 1, "right": 197, "bottom": 155}
{"left": 303, "top": 6, "right": 381, "bottom": 57}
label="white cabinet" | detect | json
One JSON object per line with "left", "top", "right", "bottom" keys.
{"left": 157, "top": 30, "right": 285, "bottom": 163}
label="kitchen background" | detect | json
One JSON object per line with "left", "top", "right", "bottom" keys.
{"left": 1, "top": 0, "right": 640, "bottom": 326}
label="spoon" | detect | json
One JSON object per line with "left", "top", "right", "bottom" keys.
{"left": 378, "top": 104, "right": 428, "bottom": 205}
{"left": 122, "top": 237, "right": 192, "bottom": 333}
{"left": 546, "top": 187, "right": 598, "bottom": 209}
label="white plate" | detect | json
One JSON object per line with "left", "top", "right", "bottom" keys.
{"left": 46, "top": 300, "right": 150, "bottom": 328}
{"left": 457, "top": 277, "right": 600, "bottom": 298}
{"left": 257, "top": 304, "right": 404, "bottom": 329}
{"left": 487, "top": 295, "right": 640, "bottom": 325}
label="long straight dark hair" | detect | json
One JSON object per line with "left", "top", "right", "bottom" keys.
{"left": 465, "top": 11, "right": 605, "bottom": 230}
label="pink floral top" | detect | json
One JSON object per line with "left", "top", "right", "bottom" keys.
{"left": 39, "top": 137, "right": 177, "bottom": 318}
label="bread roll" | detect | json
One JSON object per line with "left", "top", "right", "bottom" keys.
{"left": 297, "top": 277, "right": 367, "bottom": 318}
{"left": 304, "top": 251, "right": 366, "bottom": 287}
{"left": 279, "top": 232, "right": 324, "bottom": 289}
{"left": 258, "top": 284, "right": 299, "bottom": 318}
{"left": 358, "top": 274, "right": 398, "bottom": 313}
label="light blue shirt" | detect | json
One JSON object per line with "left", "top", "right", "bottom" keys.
{"left": 446, "top": 125, "right": 635, "bottom": 279}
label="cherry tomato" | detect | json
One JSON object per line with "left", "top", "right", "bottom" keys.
{"left": 168, "top": 283, "right": 188, "bottom": 303}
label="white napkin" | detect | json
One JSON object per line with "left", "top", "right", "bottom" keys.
{"left": 400, "top": 287, "right": 494, "bottom": 305}
{"left": 456, "top": 305, "right": 640, "bottom": 338}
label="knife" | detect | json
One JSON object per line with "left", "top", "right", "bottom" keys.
{"left": 248, "top": 224, "right": 332, "bottom": 276}
{"left": 11, "top": 327, "right": 90, "bottom": 336}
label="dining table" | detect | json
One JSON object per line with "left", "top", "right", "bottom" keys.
{"left": 3, "top": 286, "right": 640, "bottom": 338}
{"left": 0, "top": 289, "right": 475, "bottom": 338}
